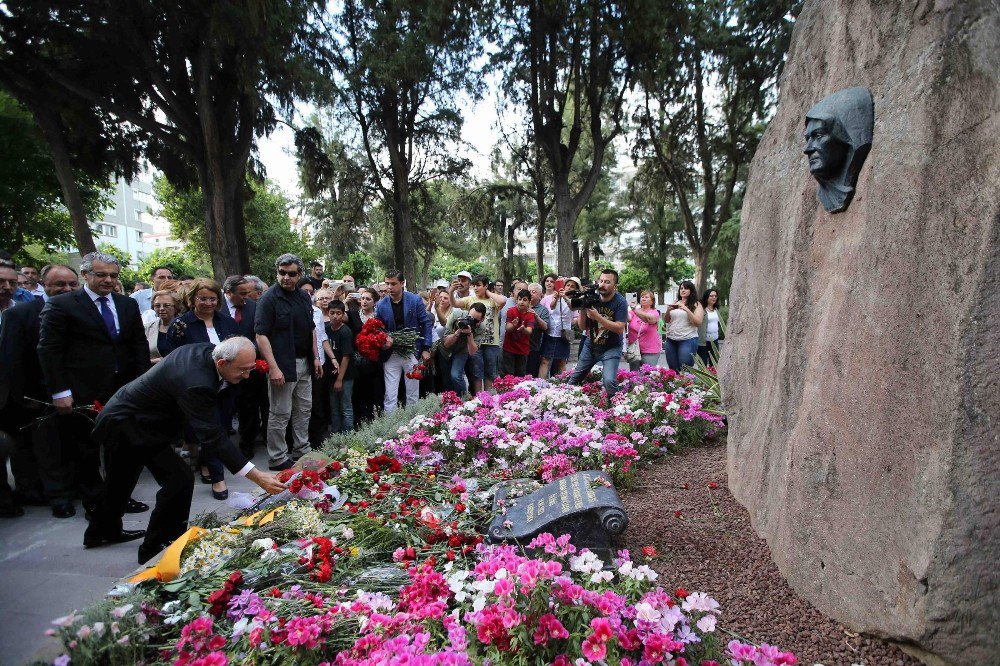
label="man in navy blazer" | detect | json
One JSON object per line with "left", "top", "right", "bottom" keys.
{"left": 374, "top": 270, "right": 433, "bottom": 413}
{"left": 37, "top": 252, "right": 151, "bottom": 517}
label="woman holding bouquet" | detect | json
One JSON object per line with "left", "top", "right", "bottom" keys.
{"left": 352, "top": 288, "right": 384, "bottom": 425}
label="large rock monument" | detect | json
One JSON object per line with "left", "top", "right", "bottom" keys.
{"left": 721, "top": 1, "right": 998, "bottom": 663}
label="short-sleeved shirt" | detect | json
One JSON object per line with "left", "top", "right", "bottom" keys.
{"left": 502, "top": 306, "right": 535, "bottom": 355}
{"left": 529, "top": 303, "right": 550, "bottom": 351}
{"left": 585, "top": 292, "right": 629, "bottom": 352}
{"left": 455, "top": 296, "right": 501, "bottom": 347}
{"left": 254, "top": 284, "right": 315, "bottom": 379}
{"left": 325, "top": 322, "right": 357, "bottom": 379}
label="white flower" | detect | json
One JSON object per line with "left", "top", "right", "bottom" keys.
{"left": 342, "top": 527, "right": 354, "bottom": 540}
{"left": 696, "top": 614, "right": 717, "bottom": 633}
{"left": 681, "top": 591, "right": 720, "bottom": 614}
{"left": 590, "top": 570, "right": 614, "bottom": 584}
{"left": 634, "top": 602, "right": 661, "bottom": 623}
{"left": 52, "top": 611, "right": 79, "bottom": 627}
{"left": 110, "top": 604, "right": 133, "bottom": 619}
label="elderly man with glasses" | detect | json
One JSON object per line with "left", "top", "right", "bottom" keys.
{"left": 37, "top": 252, "right": 151, "bottom": 520}
{"left": 254, "top": 254, "right": 322, "bottom": 471}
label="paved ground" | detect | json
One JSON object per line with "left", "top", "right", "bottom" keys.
{"left": 0, "top": 448, "right": 270, "bottom": 666}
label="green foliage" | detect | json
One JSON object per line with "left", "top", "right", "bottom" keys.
{"left": 707, "top": 213, "right": 740, "bottom": 303}
{"left": 333, "top": 251, "right": 378, "bottom": 287}
{"left": 427, "top": 255, "right": 487, "bottom": 283}
{"left": 96, "top": 242, "right": 138, "bottom": 290}
{"left": 0, "top": 92, "right": 111, "bottom": 259}
{"left": 155, "top": 176, "right": 312, "bottom": 280}
{"left": 137, "top": 247, "right": 211, "bottom": 283}
{"left": 617, "top": 264, "right": 651, "bottom": 295}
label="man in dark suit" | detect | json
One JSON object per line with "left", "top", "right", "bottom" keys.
{"left": 0, "top": 264, "right": 79, "bottom": 516}
{"left": 87, "top": 338, "right": 285, "bottom": 562}
{"left": 223, "top": 275, "right": 267, "bottom": 458}
{"left": 37, "top": 251, "right": 152, "bottom": 517}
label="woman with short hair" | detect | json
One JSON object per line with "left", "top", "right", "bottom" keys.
{"left": 145, "top": 285, "right": 184, "bottom": 364}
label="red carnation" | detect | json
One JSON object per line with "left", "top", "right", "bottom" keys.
{"left": 91, "top": 400, "right": 104, "bottom": 413}
{"left": 641, "top": 546, "right": 657, "bottom": 559}
{"left": 674, "top": 587, "right": 689, "bottom": 599}
{"left": 708, "top": 481, "right": 718, "bottom": 490}
{"left": 254, "top": 359, "right": 269, "bottom": 373}
{"left": 454, "top": 503, "right": 466, "bottom": 513}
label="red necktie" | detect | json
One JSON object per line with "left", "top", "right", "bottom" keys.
{"left": 234, "top": 305, "right": 243, "bottom": 324}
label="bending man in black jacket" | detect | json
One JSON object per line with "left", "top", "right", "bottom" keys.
{"left": 86, "top": 337, "right": 286, "bottom": 563}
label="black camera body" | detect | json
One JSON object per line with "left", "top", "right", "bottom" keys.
{"left": 567, "top": 286, "right": 602, "bottom": 310}
{"left": 456, "top": 316, "right": 479, "bottom": 331}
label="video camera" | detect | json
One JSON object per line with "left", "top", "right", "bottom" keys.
{"left": 455, "top": 315, "right": 479, "bottom": 332}
{"left": 567, "top": 285, "right": 602, "bottom": 310}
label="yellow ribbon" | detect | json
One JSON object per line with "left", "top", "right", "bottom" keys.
{"left": 129, "top": 526, "right": 206, "bottom": 583}
{"left": 128, "top": 506, "right": 285, "bottom": 584}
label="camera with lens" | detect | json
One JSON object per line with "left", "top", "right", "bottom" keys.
{"left": 567, "top": 285, "right": 601, "bottom": 310}
{"left": 456, "top": 316, "right": 479, "bottom": 332}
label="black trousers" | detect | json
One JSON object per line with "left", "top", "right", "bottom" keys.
{"left": 53, "top": 411, "right": 105, "bottom": 504}
{"left": 91, "top": 419, "right": 194, "bottom": 550}
{"left": 237, "top": 371, "right": 269, "bottom": 454}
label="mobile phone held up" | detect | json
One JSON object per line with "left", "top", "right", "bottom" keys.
{"left": 553, "top": 278, "right": 565, "bottom": 292}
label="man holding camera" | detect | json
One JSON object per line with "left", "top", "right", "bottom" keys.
{"left": 443, "top": 302, "right": 486, "bottom": 397}
{"left": 568, "top": 269, "right": 629, "bottom": 397}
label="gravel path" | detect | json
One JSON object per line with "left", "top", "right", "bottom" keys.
{"left": 620, "top": 441, "right": 919, "bottom": 666}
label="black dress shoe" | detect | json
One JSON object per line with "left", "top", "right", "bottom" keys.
{"left": 84, "top": 528, "right": 146, "bottom": 548}
{"left": 137, "top": 541, "right": 168, "bottom": 565}
{"left": 268, "top": 459, "right": 293, "bottom": 472}
{"left": 82, "top": 500, "right": 97, "bottom": 522}
{"left": 199, "top": 472, "right": 212, "bottom": 484}
{"left": 125, "top": 498, "right": 149, "bottom": 513}
{"left": 212, "top": 488, "right": 229, "bottom": 501}
{"left": 0, "top": 505, "right": 25, "bottom": 518}
{"left": 52, "top": 504, "right": 76, "bottom": 519}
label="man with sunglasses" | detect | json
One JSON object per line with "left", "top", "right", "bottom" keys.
{"left": 38, "top": 252, "right": 151, "bottom": 521}
{"left": 254, "top": 253, "right": 322, "bottom": 471}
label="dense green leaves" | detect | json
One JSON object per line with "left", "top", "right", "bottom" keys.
{"left": 0, "top": 92, "right": 112, "bottom": 260}
{"left": 154, "top": 177, "right": 311, "bottom": 281}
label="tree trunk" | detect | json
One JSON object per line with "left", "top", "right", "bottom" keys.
{"left": 553, "top": 180, "right": 575, "bottom": 277}
{"left": 391, "top": 190, "right": 417, "bottom": 291}
{"left": 30, "top": 105, "right": 97, "bottom": 256}
{"left": 200, "top": 167, "right": 250, "bottom": 280}
{"left": 535, "top": 210, "right": 546, "bottom": 280}
{"left": 505, "top": 218, "right": 516, "bottom": 287}
{"left": 420, "top": 251, "right": 432, "bottom": 292}
{"left": 693, "top": 245, "right": 709, "bottom": 294}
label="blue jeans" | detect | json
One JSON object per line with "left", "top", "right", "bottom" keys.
{"left": 665, "top": 337, "right": 699, "bottom": 371}
{"left": 569, "top": 339, "right": 622, "bottom": 398}
{"left": 481, "top": 345, "right": 502, "bottom": 380}
{"left": 451, "top": 349, "right": 484, "bottom": 394}
{"left": 329, "top": 378, "right": 355, "bottom": 433}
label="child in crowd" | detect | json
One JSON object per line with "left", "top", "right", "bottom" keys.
{"left": 501, "top": 289, "right": 535, "bottom": 377}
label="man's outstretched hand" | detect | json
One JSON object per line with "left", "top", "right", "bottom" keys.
{"left": 246, "top": 468, "right": 287, "bottom": 495}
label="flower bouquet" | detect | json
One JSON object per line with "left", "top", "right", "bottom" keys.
{"left": 356, "top": 318, "right": 420, "bottom": 361}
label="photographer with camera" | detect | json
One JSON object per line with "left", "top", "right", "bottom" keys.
{"left": 449, "top": 275, "right": 507, "bottom": 391}
{"left": 568, "top": 269, "right": 629, "bottom": 397}
{"left": 443, "top": 302, "right": 487, "bottom": 398}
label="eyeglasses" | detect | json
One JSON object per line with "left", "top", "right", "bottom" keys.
{"left": 278, "top": 269, "right": 299, "bottom": 277}
{"left": 90, "top": 271, "right": 120, "bottom": 280}
{"left": 153, "top": 303, "right": 176, "bottom": 309}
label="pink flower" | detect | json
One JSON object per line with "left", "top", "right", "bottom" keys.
{"left": 589, "top": 617, "right": 613, "bottom": 643}
{"left": 532, "top": 613, "right": 570, "bottom": 645}
{"left": 582, "top": 635, "right": 607, "bottom": 661}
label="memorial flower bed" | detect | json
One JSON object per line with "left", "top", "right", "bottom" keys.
{"left": 46, "top": 368, "right": 795, "bottom": 666}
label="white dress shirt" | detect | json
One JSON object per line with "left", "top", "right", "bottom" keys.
{"left": 31, "top": 284, "right": 47, "bottom": 301}
{"left": 53, "top": 287, "right": 122, "bottom": 400}
{"left": 313, "top": 306, "right": 328, "bottom": 365}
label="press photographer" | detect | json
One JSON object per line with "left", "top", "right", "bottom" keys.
{"left": 443, "top": 302, "right": 487, "bottom": 397}
{"left": 568, "top": 269, "right": 629, "bottom": 397}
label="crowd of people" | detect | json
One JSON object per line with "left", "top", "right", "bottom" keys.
{"left": 0, "top": 249, "right": 724, "bottom": 563}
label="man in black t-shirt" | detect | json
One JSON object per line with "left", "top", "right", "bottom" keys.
{"left": 569, "top": 269, "right": 629, "bottom": 397}
{"left": 326, "top": 300, "right": 356, "bottom": 432}
{"left": 255, "top": 253, "right": 322, "bottom": 471}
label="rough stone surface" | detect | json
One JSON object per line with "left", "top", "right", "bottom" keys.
{"left": 720, "top": 1, "right": 999, "bottom": 663}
